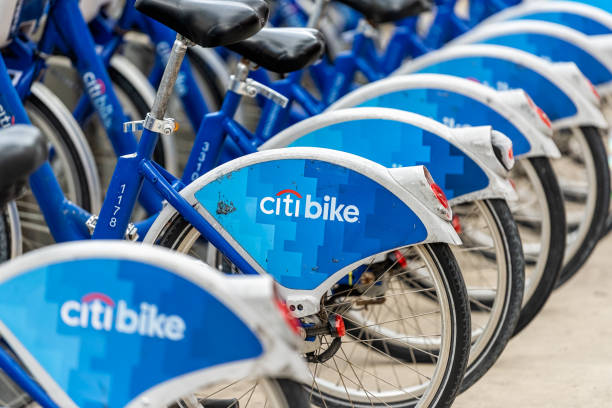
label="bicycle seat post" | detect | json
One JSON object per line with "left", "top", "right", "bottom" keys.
{"left": 133, "top": 33, "right": 194, "bottom": 159}
{"left": 151, "top": 34, "right": 194, "bottom": 120}
{"left": 307, "top": 0, "right": 329, "bottom": 28}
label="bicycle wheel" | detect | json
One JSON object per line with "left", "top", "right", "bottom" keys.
{"left": 174, "top": 378, "right": 310, "bottom": 408}
{"left": 508, "top": 157, "right": 566, "bottom": 334}
{"left": 595, "top": 99, "right": 612, "bottom": 237}
{"left": 150, "top": 215, "right": 471, "bottom": 408}
{"left": 444, "top": 199, "right": 523, "bottom": 391}
{"left": 17, "top": 84, "right": 100, "bottom": 252}
{"left": 553, "top": 126, "right": 610, "bottom": 287}
{"left": 344, "top": 199, "right": 523, "bottom": 393}
{"left": 0, "top": 207, "right": 9, "bottom": 263}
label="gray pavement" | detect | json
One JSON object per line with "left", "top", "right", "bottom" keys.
{"left": 453, "top": 234, "right": 612, "bottom": 407}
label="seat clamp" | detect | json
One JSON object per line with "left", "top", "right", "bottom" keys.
{"left": 123, "top": 113, "right": 178, "bottom": 136}
{"left": 357, "top": 19, "right": 379, "bottom": 39}
{"left": 228, "top": 76, "right": 289, "bottom": 108}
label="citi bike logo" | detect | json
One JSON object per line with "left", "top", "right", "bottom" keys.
{"left": 60, "top": 292, "right": 186, "bottom": 341}
{"left": 259, "top": 190, "right": 360, "bottom": 223}
{"left": 83, "top": 72, "right": 114, "bottom": 128}
{"left": 0, "top": 104, "right": 15, "bottom": 129}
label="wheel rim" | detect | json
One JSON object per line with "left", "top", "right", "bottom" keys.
{"left": 17, "top": 102, "right": 82, "bottom": 252}
{"left": 552, "top": 128, "right": 598, "bottom": 266}
{"left": 449, "top": 200, "right": 507, "bottom": 367}
{"left": 509, "top": 159, "right": 551, "bottom": 305}
{"left": 305, "top": 245, "right": 453, "bottom": 406}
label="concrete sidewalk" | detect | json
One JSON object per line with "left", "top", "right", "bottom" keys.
{"left": 453, "top": 234, "right": 612, "bottom": 407}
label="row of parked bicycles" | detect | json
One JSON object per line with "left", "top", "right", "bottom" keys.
{"left": 0, "top": 0, "right": 610, "bottom": 406}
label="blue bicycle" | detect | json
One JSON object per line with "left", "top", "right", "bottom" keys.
{"left": 0, "top": 1, "right": 474, "bottom": 406}
{"left": 25, "top": 0, "right": 529, "bottom": 395}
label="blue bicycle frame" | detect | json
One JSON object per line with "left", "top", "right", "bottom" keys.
{"left": 5, "top": 0, "right": 165, "bottom": 214}
{"left": 81, "top": 0, "right": 212, "bottom": 134}
{"left": 0, "top": 0, "right": 258, "bottom": 275}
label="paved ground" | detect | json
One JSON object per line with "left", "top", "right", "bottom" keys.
{"left": 453, "top": 234, "right": 612, "bottom": 407}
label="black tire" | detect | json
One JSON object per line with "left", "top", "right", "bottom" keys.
{"left": 0, "top": 208, "right": 9, "bottom": 263}
{"left": 513, "top": 157, "right": 566, "bottom": 334}
{"left": 459, "top": 199, "right": 523, "bottom": 391}
{"left": 153, "top": 214, "right": 471, "bottom": 408}
{"left": 556, "top": 126, "right": 610, "bottom": 287}
{"left": 272, "top": 379, "right": 311, "bottom": 408}
{"left": 603, "top": 213, "right": 612, "bottom": 237}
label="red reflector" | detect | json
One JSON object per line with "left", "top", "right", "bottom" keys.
{"left": 335, "top": 314, "right": 346, "bottom": 337}
{"left": 524, "top": 92, "right": 552, "bottom": 129}
{"left": 508, "top": 146, "right": 514, "bottom": 160}
{"left": 430, "top": 183, "right": 449, "bottom": 209}
{"left": 452, "top": 214, "right": 462, "bottom": 234}
{"left": 394, "top": 250, "right": 408, "bottom": 268}
{"left": 275, "top": 299, "right": 301, "bottom": 335}
{"left": 525, "top": 93, "right": 535, "bottom": 109}
{"left": 536, "top": 107, "right": 552, "bottom": 129}
{"left": 589, "top": 81, "right": 600, "bottom": 100}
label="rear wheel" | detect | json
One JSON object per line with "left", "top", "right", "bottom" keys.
{"left": 150, "top": 215, "right": 471, "bottom": 408}
{"left": 553, "top": 126, "right": 609, "bottom": 287}
{"left": 452, "top": 199, "right": 523, "bottom": 391}
{"left": 17, "top": 85, "right": 99, "bottom": 252}
{"left": 508, "top": 157, "right": 565, "bottom": 333}
{"left": 345, "top": 199, "right": 523, "bottom": 393}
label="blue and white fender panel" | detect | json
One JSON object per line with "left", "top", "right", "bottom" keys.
{"left": 565, "top": 0, "right": 612, "bottom": 15}
{"left": 396, "top": 44, "right": 608, "bottom": 130}
{"left": 327, "top": 74, "right": 560, "bottom": 159}
{"left": 261, "top": 108, "right": 516, "bottom": 204}
{"left": 0, "top": 241, "right": 307, "bottom": 408}
{"left": 145, "top": 148, "right": 460, "bottom": 317}
{"left": 452, "top": 20, "right": 612, "bottom": 95}
{"left": 482, "top": 1, "right": 612, "bottom": 36}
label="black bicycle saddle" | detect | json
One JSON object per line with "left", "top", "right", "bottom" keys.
{"left": 0, "top": 125, "right": 47, "bottom": 207}
{"left": 335, "top": 0, "right": 432, "bottom": 24}
{"left": 227, "top": 27, "right": 325, "bottom": 73}
{"left": 134, "top": 0, "right": 269, "bottom": 48}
